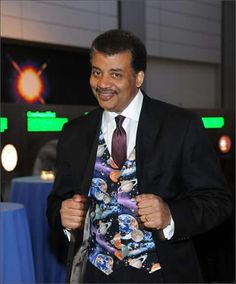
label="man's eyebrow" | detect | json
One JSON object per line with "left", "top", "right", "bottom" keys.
{"left": 91, "top": 66, "right": 124, "bottom": 73}
{"left": 91, "top": 65, "right": 101, "bottom": 70}
{"left": 110, "top": 68, "right": 124, "bottom": 72}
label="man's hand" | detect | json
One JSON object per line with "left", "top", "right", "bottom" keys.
{"left": 136, "top": 194, "right": 171, "bottom": 230}
{"left": 60, "top": 194, "right": 88, "bottom": 230}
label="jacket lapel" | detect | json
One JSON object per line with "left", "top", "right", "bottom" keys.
{"left": 136, "top": 94, "right": 162, "bottom": 193}
{"left": 79, "top": 109, "right": 103, "bottom": 195}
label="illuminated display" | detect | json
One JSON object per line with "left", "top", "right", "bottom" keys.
{"left": 6, "top": 53, "right": 47, "bottom": 104}
{"left": 0, "top": 117, "right": 8, "bottom": 132}
{"left": 0, "top": 114, "right": 226, "bottom": 133}
{"left": 201, "top": 117, "right": 224, "bottom": 128}
{"left": 17, "top": 66, "right": 44, "bottom": 104}
{"left": 27, "top": 111, "right": 56, "bottom": 118}
{"left": 27, "top": 111, "right": 68, "bottom": 132}
{"left": 2, "top": 40, "right": 96, "bottom": 105}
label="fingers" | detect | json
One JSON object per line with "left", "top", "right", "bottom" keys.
{"left": 61, "top": 215, "right": 86, "bottom": 230}
{"left": 136, "top": 194, "right": 155, "bottom": 202}
{"left": 136, "top": 194, "right": 162, "bottom": 214}
{"left": 60, "top": 194, "right": 89, "bottom": 230}
{"left": 73, "top": 194, "right": 88, "bottom": 203}
{"left": 136, "top": 194, "right": 171, "bottom": 230}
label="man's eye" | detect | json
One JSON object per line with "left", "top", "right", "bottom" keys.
{"left": 111, "top": 73, "right": 121, "bottom": 79}
{"left": 93, "top": 70, "right": 101, "bottom": 77}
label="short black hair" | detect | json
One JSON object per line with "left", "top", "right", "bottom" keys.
{"left": 90, "top": 29, "right": 147, "bottom": 73}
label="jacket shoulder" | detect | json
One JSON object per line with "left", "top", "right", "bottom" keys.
{"left": 62, "top": 107, "right": 102, "bottom": 133}
{"left": 144, "top": 95, "right": 200, "bottom": 123}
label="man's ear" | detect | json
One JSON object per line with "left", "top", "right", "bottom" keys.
{"left": 136, "top": 71, "right": 145, "bottom": 88}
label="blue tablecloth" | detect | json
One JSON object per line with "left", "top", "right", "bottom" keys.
{"left": 10, "top": 176, "right": 66, "bottom": 283}
{"left": 0, "top": 202, "right": 35, "bottom": 284}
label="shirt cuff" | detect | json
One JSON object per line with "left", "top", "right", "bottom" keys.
{"left": 63, "top": 228, "right": 71, "bottom": 241}
{"left": 162, "top": 216, "right": 175, "bottom": 240}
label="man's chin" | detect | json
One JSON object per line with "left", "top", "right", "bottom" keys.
{"left": 100, "top": 104, "right": 115, "bottom": 112}
{"left": 97, "top": 101, "right": 117, "bottom": 112}
{"left": 96, "top": 96, "right": 115, "bottom": 109}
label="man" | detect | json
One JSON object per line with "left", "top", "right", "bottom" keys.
{"left": 47, "top": 30, "right": 232, "bottom": 283}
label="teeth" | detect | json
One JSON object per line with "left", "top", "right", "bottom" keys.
{"left": 99, "top": 93, "right": 113, "bottom": 97}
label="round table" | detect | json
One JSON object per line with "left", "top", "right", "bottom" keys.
{"left": 0, "top": 202, "right": 35, "bottom": 284}
{"left": 10, "top": 176, "right": 66, "bottom": 283}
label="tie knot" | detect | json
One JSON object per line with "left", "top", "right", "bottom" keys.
{"left": 115, "top": 115, "right": 125, "bottom": 129}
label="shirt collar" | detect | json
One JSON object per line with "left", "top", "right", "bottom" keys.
{"left": 103, "top": 90, "right": 143, "bottom": 123}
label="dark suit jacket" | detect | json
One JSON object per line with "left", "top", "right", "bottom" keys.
{"left": 47, "top": 94, "right": 232, "bottom": 283}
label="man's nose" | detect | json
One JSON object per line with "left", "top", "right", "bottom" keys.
{"left": 97, "top": 75, "right": 112, "bottom": 88}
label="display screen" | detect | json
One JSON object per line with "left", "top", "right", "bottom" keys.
{"left": 1, "top": 38, "right": 97, "bottom": 106}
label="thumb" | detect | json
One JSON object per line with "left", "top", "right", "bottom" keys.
{"left": 73, "top": 194, "right": 87, "bottom": 202}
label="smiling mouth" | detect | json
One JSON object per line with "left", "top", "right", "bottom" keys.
{"left": 96, "top": 88, "right": 117, "bottom": 100}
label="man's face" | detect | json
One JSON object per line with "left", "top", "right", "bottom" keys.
{"left": 90, "top": 51, "right": 144, "bottom": 113}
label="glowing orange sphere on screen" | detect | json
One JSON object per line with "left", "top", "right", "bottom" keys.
{"left": 17, "top": 67, "right": 43, "bottom": 103}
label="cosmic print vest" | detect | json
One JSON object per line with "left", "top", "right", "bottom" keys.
{"left": 87, "top": 131, "right": 161, "bottom": 275}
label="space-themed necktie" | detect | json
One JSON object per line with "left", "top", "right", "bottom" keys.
{"left": 87, "top": 131, "right": 162, "bottom": 276}
{"left": 112, "top": 115, "right": 127, "bottom": 169}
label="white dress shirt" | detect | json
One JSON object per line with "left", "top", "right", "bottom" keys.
{"left": 101, "top": 90, "right": 174, "bottom": 239}
{"left": 102, "top": 89, "right": 143, "bottom": 158}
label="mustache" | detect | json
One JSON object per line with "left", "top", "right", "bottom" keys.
{"left": 95, "top": 87, "right": 117, "bottom": 94}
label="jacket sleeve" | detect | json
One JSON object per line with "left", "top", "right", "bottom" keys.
{"left": 46, "top": 126, "right": 74, "bottom": 234}
{"left": 167, "top": 114, "right": 232, "bottom": 242}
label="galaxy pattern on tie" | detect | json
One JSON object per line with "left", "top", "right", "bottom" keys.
{"left": 87, "top": 131, "right": 161, "bottom": 275}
